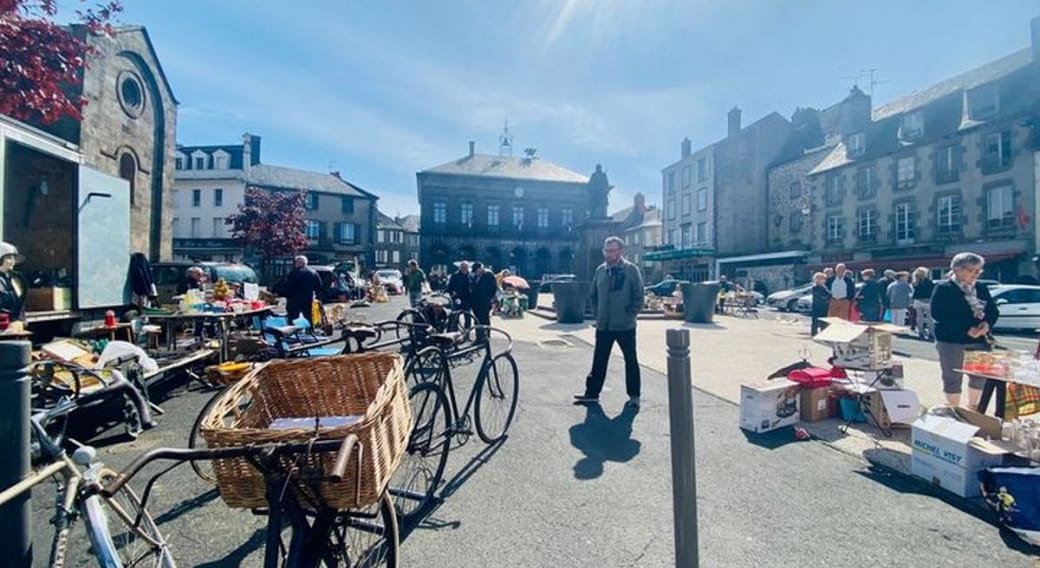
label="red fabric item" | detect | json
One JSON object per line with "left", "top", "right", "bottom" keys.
{"left": 787, "top": 367, "right": 833, "bottom": 388}
{"left": 829, "top": 366, "right": 848, "bottom": 379}
{"left": 849, "top": 303, "right": 861, "bottom": 323}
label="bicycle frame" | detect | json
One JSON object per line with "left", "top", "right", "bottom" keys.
{"left": 434, "top": 326, "right": 513, "bottom": 429}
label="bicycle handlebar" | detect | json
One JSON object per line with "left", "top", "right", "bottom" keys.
{"left": 100, "top": 432, "right": 362, "bottom": 498}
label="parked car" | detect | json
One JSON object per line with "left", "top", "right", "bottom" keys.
{"left": 794, "top": 282, "right": 865, "bottom": 314}
{"left": 312, "top": 265, "right": 364, "bottom": 303}
{"left": 539, "top": 273, "right": 576, "bottom": 293}
{"left": 375, "top": 269, "right": 405, "bottom": 295}
{"left": 990, "top": 285, "right": 1040, "bottom": 332}
{"left": 766, "top": 284, "right": 812, "bottom": 312}
{"left": 152, "top": 261, "right": 258, "bottom": 304}
{"left": 645, "top": 279, "right": 685, "bottom": 297}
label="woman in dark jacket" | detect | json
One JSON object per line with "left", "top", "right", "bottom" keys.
{"left": 930, "top": 252, "right": 999, "bottom": 407}
{"left": 855, "top": 268, "right": 883, "bottom": 321}
{"left": 810, "top": 271, "right": 830, "bottom": 336}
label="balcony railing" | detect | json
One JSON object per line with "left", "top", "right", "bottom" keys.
{"left": 422, "top": 223, "right": 577, "bottom": 240}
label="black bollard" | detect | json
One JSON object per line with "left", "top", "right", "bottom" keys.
{"left": 666, "top": 329, "right": 699, "bottom": 567}
{"left": 0, "top": 341, "right": 32, "bottom": 568}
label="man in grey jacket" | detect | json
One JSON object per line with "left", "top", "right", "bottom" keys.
{"left": 574, "top": 236, "right": 645, "bottom": 408}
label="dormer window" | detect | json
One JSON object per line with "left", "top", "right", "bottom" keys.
{"left": 968, "top": 84, "right": 999, "bottom": 120}
{"left": 191, "top": 149, "right": 208, "bottom": 170}
{"left": 900, "top": 112, "right": 923, "bottom": 140}
{"left": 213, "top": 149, "right": 230, "bottom": 170}
{"left": 174, "top": 152, "right": 185, "bottom": 170}
{"left": 847, "top": 132, "right": 865, "bottom": 158}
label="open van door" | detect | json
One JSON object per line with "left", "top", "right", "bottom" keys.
{"left": 77, "top": 166, "right": 130, "bottom": 309}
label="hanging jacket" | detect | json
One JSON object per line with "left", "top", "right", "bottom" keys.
{"left": 129, "top": 252, "right": 157, "bottom": 297}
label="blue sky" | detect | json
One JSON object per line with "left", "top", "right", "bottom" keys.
{"left": 115, "top": 0, "right": 1038, "bottom": 217}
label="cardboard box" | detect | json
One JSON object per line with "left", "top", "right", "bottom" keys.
{"left": 740, "top": 379, "right": 800, "bottom": 433}
{"left": 799, "top": 386, "right": 837, "bottom": 422}
{"left": 910, "top": 407, "right": 1016, "bottom": 498}
{"left": 863, "top": 389, "right": 920, "bottom": 429}
{"left": 814, "top": 319, "right": 905, "bottom": 369}
{"left": 25, "top": 287, "right": 72, "bottom": 311}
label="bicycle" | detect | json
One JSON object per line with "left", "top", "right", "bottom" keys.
{"left": 0, "top": 389, "right": 176, "bottom": 567}
{"left": 107, "top": 433, "right": 398, "bottom": 567}
{"left": 389, "top": 325, "right": 518, "bottom": 524}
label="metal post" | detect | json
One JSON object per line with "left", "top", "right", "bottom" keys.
{"left": 0, "top": 341, "right": 32, "bottom": 568}
{"left": 666, "top": 329, "right": 698, "bottom": 567}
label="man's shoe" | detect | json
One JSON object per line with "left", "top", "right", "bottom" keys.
{"left": 573, "top": 393, "right": 599, "bottom": 403}
{"left": 626, "top": 396, "right": 641, "bottom": 408}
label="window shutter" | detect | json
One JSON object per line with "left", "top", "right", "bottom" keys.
{"left": 335, "top": 222, "right": 343, "bottom": 244}
{"left": 1002, "top": 131, "right": 1012, "bottom": 164}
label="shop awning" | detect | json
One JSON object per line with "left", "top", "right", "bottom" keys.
{"left": 644, "top": 247, "right": 715, "bottom": 261}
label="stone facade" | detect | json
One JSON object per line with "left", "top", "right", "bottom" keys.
{"left": 173, "top": 135, "right": 378, "bottom": 274}
{"left": 713, "top": 110, "right": 791, "bottom": 257}
{"left": 767, "top": 146, "right": 833, "bottom": 251}
{"left": 417, "top": 148, "right": 591, "bottom": 280}
{"left": 44, "top": 26, "right": 179, "bottom": 261}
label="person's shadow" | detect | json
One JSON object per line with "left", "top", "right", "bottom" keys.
{"left": 569, "top": 402, "right": 641, "bottom": 480}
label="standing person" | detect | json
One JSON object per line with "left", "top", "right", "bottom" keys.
{"left": 810, "top": 271, "right": 830, "bottom": 336}
{"left": 716, "top": 275, "right": 732, "bottom": 314}
{"left": 0, "top": 242, "right": 25, "bottom": 323}
{"left": 574, "top": 236, "right": 645, "bottom": 408}
{"left": 823, "top": 267, "right": 834, "bottom": 280}
{"left": 931, "top": 252, "right": 998, "bottom": 407}
{"left": 876, "top": 269, "right": 895, "bottom": 320}
{"left": 887, "top": 272, "right": 913, "bottom": 326}
{"left": 826, "top": 263, "right": 855, "bottom": 319}
{"left": 403, "top": 260, "right": 426, "bottom": 308}
{"left": 912, "top": 267, "right": 935, "bottom": 340}
{"left": 447, "top": 261, "right": 472, "bottom": 311}
{"left": 856, "top": 268, "right": 883, "bottom": 322}
{"left": 470, "top": 263, "right": 498, "bottom": 339}
{"left": 284, "top": 255, "right": 323, "bottom": 325}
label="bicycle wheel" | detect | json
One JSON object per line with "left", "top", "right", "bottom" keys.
{"left": 389, "top": 381, "right": 450, "bottom": 525}
{"left": 474, "top": 353, "right": 519, "bottom": 444}
{"left": 186, "top": 388, "right": 228, "bottom": 483}
{"left": 325, "top": 491, "right": 398, "bottom": 567}
{"left": 395, "top": 308, "right": 426, "bottom": 340}
{"left": 84, "top": 469, "right": 177, "bottom": 567}
{"left": 402, "top": 346, "right": 447, "bottom": 388}
{"left": 448, "top": 309, "right": 475, "bottom": 336}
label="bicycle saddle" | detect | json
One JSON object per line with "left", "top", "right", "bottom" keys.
{"left": 427, "top": 332, "right": 462, "bottom": 346}
{"left": 344, "top": 326, "right": 378, "bottom": 340}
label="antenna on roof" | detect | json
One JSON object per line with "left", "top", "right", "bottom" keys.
{"left": 499, "top": 119, "right": 513, "bottom": 157}
{"left": 841, "top": 68, "right": 888, "bottom": 98}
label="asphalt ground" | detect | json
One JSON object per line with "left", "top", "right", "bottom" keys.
{"left": 23, "top": 297, "right": 1040, "bottom": 566}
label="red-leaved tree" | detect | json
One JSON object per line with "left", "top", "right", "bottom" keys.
{"left": 226, "top": 187, "right": 309, "bottom": 282}
{"left": 0, "top": 0, "right": 122, "bottom": 124}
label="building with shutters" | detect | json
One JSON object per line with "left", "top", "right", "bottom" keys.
{"left": 172, "top": 134, "right": 377, "bottom": 276}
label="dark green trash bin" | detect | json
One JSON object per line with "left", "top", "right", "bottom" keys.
{"left": 682, "top": 282, "right": 721, "bottom": 323}
{"left": 525, "top": 286, "right": 539, "bottom": 311}
{"left": 553, "top": 281, "right": 590, "bottom": 323}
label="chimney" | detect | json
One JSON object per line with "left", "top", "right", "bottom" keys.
{"left": 1032, "top": 16, "right": 1040, "bottom": 67}
{"left": 680, "top": 137, "right": 691, "bottom": 158}
{"left": 838, "top": 86, "right": 872, "bottom": 136}
{"left": 330, "top": 171, "right": 341, "bottom": 179}
{"left": 634, "top": 192, "right": 646, "bottom": 213}
{"left": 241, "top": 133, "right": 253, "bottom": 176}
{"left": 727, "top": 107, "right": 742, "bottom": 138}
{"left": 468, "top": 140, "right": 475, "bottom": 158}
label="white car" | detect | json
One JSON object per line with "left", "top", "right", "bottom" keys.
{"left": 376, "top": 269, "right": 404, "bottom": 295}
{"left": 990, "top": 285, "right": 1040, "bottom": 332}
{"left": 767, "top": 284, "right": 812, "bottom": 312}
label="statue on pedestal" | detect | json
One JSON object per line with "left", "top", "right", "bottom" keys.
{"left": 587, "top": 164, "right": 612, "bottom": 219}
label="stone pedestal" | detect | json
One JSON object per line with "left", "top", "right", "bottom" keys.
{"left": 575, "top": 218, "right": 622, "bottom": 282}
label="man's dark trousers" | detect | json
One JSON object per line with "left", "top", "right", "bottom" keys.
{"left": 584, "top": 329, "right": 640, "bottom": 398}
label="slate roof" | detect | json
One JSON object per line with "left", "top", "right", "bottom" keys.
{"left": 247, "top": 164, "right": 374, "bottom": 198}
{"left": 376, "top": 211, "right": 405, "bottom": 230}
{"left": 421, "top": 153, "right": 589, "bottom": 184}
{"left": 872, "top": 48, "right": 1032, "bottom": 121}
{"left": 397, "top": 214, "right": 420, "bottom": 233}
{"left": 809, "top": 47, "right": 1037, "bottom": 177}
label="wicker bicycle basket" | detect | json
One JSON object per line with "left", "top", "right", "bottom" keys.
{"left": 199, "top": 352, "right": 411, "bottom": 510}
